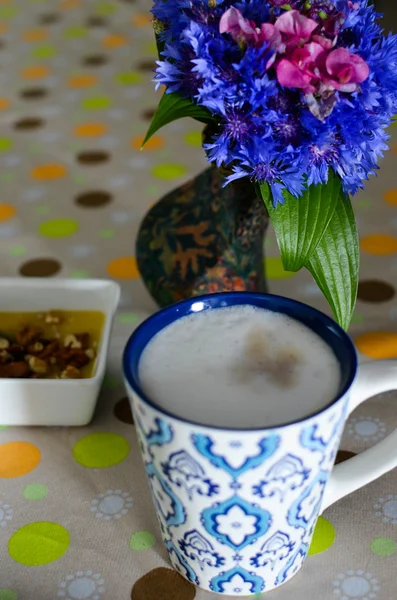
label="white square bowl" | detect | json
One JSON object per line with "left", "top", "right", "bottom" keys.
{"left": 0, "top": 278, "right": 120, "bottom": 426}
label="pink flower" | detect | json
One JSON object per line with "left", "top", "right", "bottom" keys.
{"left": 274, "top": 10, "right": 318, "bottom": 46}
{"left": 324, "top": 47, "right": 370, "bottom": 92}
{"left": 219, "top": 6, "right": 370, "bottom": 119}
{"left": 219, "top": 7, "right": 259, "bottom": 45}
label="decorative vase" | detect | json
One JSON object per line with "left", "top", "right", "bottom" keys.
{"left": 136, "top": 166, "right": 269, "bottom": 308}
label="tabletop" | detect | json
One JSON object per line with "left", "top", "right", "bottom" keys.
{"left": 0, "top": 1, "right": 397, "bottom": 599}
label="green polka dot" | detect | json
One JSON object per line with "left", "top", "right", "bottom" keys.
{"left": 0, "top": 590, "right": 17, "bottom": 600}
{"left": 99, "top": 228, "right": 115, "bottom": 239}
{"left": 0, "top": 6, "right": 18, "bottom": 18}
{"left": 9, "top": 245, "right": 26, "bottom": 257}
{"left": 103, "top": 374, "right": 119, "bottom": 390}
{"left": 39, "top": 218, "right": 78, "bottom": 238}
{"left": 265, "top": 256, "right": 296, "bottom": 280}
{"left": 72, "top": 174, "right": 86, "bottom": 184}
{"left": 96, "top": 2, "right": 117, "bottom": 15}
{"left": 73, "top": 433, "right": 130, "bottom": 468}
{"left": 70, "top": 269, "right": 91, "bottom": 279}
{"left": 118, "top": 313, "right": 140, "bottom": 325}
{"left": 36, "top": 205, "right": 50, "bottom": 215}
{"left": 23, "top": 484, "right": 48, "bottom": 501}
{"left": 145, "top": 184, "right": 160, "bottom": 195}
{"left": 184, "top": 131, "right": 202, "bottom": 147}
{"left": 0, "top": 138, "right": 12, "bottom": 153}
{"left": 130, "top": 531, "right": 156, "bottom": 551}
{"left": 64, "top": 26, "right": 87, "bottom": 39}
{"left": 8, "top": 522, "right": 70, "bottom": 566}
{"left": 81, "top": 96, "right": 111, "bottom": 111}
{"left": 32, "top": 45, "right": 57, "bottom": 60}
{"left": 115, "top": 72, "right": 142, "bottom": 86}
{"left": 308, "top": 516, "right": 336, "bottom": 555}
{"left": 152, "top": 163, "right": 187, "bottom": 180}
{"left": 0, "top": 174, "right": 14, "bottom": 183}
{"left": 371, "top": 537, "right": 397, "bottom": 557}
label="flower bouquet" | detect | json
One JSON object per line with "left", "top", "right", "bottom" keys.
{"left": 143, "top": 0, "right": 397, "bottom": 329}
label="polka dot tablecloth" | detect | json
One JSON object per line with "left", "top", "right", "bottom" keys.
{"left": 0, "top": 1, "right": 397, "bottom": 599}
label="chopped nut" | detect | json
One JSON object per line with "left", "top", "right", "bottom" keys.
{"left": 75, "top": 333, "right": 90, "bottom": 349}
{"left": 16, "top": 326, "right": 42, "bottom": 347}
{"left": 27, "top": 356, "right": 48, "bottom": 375}
{"left": 49, "top": 356, "right": 57, "bottom": 365}
{"left": 64, "top": 334, "right": 82, "bottom": 349}
{"left": 0, "top": 361, "right": 31, "bottom": 378}
{"left": 85, "top": 348, "right": 95, "bottom": 360}
{"left": 27, "top": 341, "right": 44, "bottom": 354}
{"left": 39, "top": 339, "right": 59, "bottom": 359}
{"left": 0, "top": 350, "right": 11, "bottom": 363}
{"left": 0, "top": 337, "right": 9, "bottom": 349}
{"left": 44, "top": 312, "right": 62, "bottom": 325}
{"left": 60, "top": 365, "right": 81, "bottom": 379}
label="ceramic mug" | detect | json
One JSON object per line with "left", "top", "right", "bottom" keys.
{"left": 123, "top": 292, "right": 397, "bottom": 596}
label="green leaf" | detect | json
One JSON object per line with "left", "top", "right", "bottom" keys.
{"left": 259, "top": 172, "right": 340, "bottom": 271}
{"left": 142, "top": 92, "right": 214, "bottom": 148}
{"left": 305, "top": 189, "right": 359, "bottom": 330}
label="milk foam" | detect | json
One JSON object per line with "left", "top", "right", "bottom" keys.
{"left": 139, "top": 305, "right": 341, "bottom": 429}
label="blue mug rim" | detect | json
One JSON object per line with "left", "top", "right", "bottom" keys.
{"left": 122, "top": 292, "right": 358, "bottom": 431}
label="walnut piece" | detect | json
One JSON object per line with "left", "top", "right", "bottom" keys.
{"left": 64, "top": 334, "right": 82, "bottom": 349}
{"left": 0, "top": 337, "right": 9, "bottom": 349}
{"left": 60, "top": 365, "right": 81, "bottom": 379}
{"left": 27, "top": 356, "right": 48, "bottom": 375}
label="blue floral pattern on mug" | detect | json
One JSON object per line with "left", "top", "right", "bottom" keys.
{"left": 131, "top": 392, "right": 348, "bottom": 595}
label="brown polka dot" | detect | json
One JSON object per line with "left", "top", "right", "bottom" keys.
{"left": 83, "top": 54, "right": 108, "bottom": 67}
{"left": 335, "top": 450, "right": 357, "bottom": 464}
{"left": 86, "top": 16, "right": 108, "bottom": 27}
{"left": 357, "top": 280, "right": 395, "bottom": 303}
{"left": 114, "top": 397, "right": 134, "bottom": 424}
{"left": 141, "top": 108, "right": 156, "bottom": 121}
{"left": 136, "top": 60, "right": 156, "bottom": 72}
{"left": 75, "top": 190, "right": 112, "bottom": 208}
{"left": 131, "top": 568, "right": 195, "bottom": 600}
{"left": 20, "top": 87, "right": 48, "bottom": 100}
{"left": 77, "top": 151, "right": 109, "bottom": 165}
{"left": 20, "top": 258, "right": 61, "bottom": 277}
{"left": 14, "top": 117, "right": 44, "bottom": 130}
{"left": 39, "top": 13, "right": 62, "bottom": 25}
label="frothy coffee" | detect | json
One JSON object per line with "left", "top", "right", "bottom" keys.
{"left": 139, "top": 305, "right": 341, "bottom": 429}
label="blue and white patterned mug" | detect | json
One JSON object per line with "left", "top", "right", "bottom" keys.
{"left": 123, "top": 292, "right": 397, "bottom": 596}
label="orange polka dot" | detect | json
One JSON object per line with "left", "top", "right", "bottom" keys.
{"left": 0, "top": 23, "right": 8, "bottom": 34}
{"left": 355, "top": 331, "right": 397, "bottom": 359}
{"left": 22, "top": 65, "right": 50, "bottom": 79}
{"left": 31, "top": 164, "right": 67, "bottom": 180}
{"left": 131, "top": 135, "right": 164, "bottom": 151}
{"left": 0, "top": 98, "right": 10, "bottom": 111}
{"left": 384, "top": 190, "right": 397, "bottom": 206}
{"left": 23, "top": 29, "right": 48, "bottom": 42}
{"left": 0, "top": 203, "right": 15, "bottom": 222}
{"left": 0, "top": 442, "right": 41, "bottom": 478}
{"left": 102, "top": 34, "right": 127, "bottom": 48}
{"left": 74, "top": 122, "right": 107, "bottom": 137}
{"left": 132, "top": 13, "right": 152, "bottom": 26}
{"left": 360, "top": 234, "right": 397, "bottom": 255}
{"left": 68, "top": 74, "right": 98, "bottom": 89}
{"left": 107, "top": 256, "right": 139, "bottom": 279}
{"left": 60, "top": 0, "right": 80, "bottom": 9}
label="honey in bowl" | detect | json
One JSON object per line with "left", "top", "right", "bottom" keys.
{"left": 0, "top": 310, "right": 105, "bottom": 379}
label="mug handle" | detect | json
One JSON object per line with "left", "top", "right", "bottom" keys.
{"left": 321, "top": 360, "right": 397, "bottom": 512}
